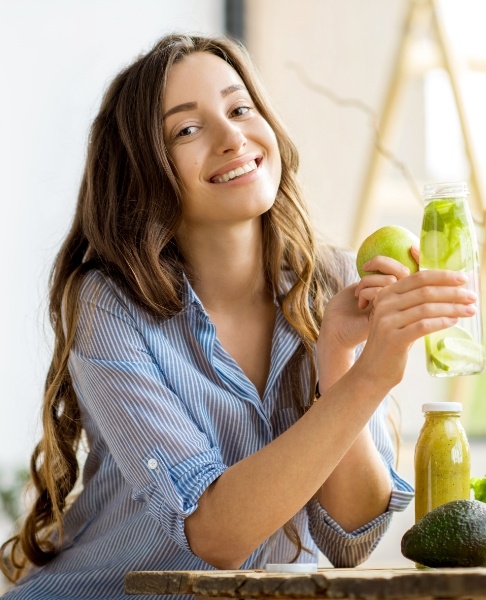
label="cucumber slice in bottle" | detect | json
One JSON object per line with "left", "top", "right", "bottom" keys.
{"left": 430, "top": 351, "right": 451, "bottom": 372}
{"left": 421, "top": 230, "right": 449, "bottom": 267}
{"left": 430, "top": 352, "right": 476, "bottom": 373}
{"left": 429, "top": 329, "right": 484, "bottom": 373}
{"left": 444, "top": 247, "right": 464, "bottom": 270}
{"left": 436, "top": 337, "right": 484, "bottom": 362}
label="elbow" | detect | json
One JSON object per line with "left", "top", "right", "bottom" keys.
{"left": 184, "top": 487, "right": 256, "bottom": 569}
{"left": 191, "top": 543, "right": 248, "bottom": 571}
{"left": 203, "top": 556, "right": 246, "bottom": 571}
{"left": 189, "top": 534, "right": 249, "bottom": 570}
{"left": 330, "top": 554, "right": 366, "bottom": 569}
{"left": 186, "top": 523, "right": 250, "bottom": 569}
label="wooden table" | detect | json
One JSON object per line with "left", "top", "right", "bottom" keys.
{"left": 125, "top": 566, "right": 486, "bottom": 598}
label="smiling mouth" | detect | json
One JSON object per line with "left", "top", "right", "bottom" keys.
{"left": 211, "top": 159, "right": 258, "bottom": 183}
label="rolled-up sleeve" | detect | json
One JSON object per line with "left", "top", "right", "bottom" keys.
{"left": 68, "top": 272, "right": 227, "bottom": 553}
{"left": 306, "top": 396, "right": 414, "bottom": 566}
{"left": 143, "top": 447, "right": 226, "bottom": 550}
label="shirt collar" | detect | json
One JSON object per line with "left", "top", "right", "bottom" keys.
{"left": 181, "top": 272, "right": 207, "bottom": 314}
{"left": 181, "top": 268, "right": 297, "bottom": 312}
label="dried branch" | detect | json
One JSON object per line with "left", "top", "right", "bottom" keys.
{"left": 286, "top": 61, "right": 423, "bottom": 206}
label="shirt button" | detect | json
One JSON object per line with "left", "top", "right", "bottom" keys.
{"left": 147, "top": 458, "right": 158, "bottom": 470}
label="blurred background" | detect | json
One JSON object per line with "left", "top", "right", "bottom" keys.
{"left": 1, "top": 0, "right": 485, "bottom": 584}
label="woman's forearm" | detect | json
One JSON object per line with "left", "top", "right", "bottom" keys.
{"left": 185, "top": 357, "right": 391, "bottom": 569}
{"left": 315, "top": 341, "right": 392, "bottom": 532}
{"left": 316, "top": 427, "right": 392, "bottom": 531}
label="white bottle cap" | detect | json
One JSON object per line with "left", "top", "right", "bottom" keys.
{"left": 422, "top": 402, "right": 462, "bottom": 412}
{"left": 265, "top": 563, "right": 318, "bottom": 573}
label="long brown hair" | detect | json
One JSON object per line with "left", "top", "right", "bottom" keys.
{"left": 1, "top": 33, "right": 342, "bottom": 581}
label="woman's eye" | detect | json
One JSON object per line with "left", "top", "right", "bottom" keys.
{"left": 231, "top": 105, "right": 252, "bottom": 117}
{"left": 176, "top": 125, "right": 198, "bottom": 138}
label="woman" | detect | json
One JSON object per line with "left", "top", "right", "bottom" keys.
{"left": 0, "top": 33, "right": 476, "bottom": 599}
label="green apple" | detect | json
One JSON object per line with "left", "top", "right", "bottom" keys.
{"left": 356, "top": 225, "right": 419, "bottom": 277}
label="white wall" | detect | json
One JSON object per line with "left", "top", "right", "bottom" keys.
{"left": 245, "top": 0, "right": 420, "bottom": 247}
{"left": 0, "top": 0, "right": 224, "bottom": 472}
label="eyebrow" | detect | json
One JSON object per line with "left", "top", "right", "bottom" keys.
{"left": 163, "top": 102, "right": 197, "bottom": 120}
{"left": 163, "top": 84, "right": 247, "bottom": 120}
{"left": 221, "top": 83, "right": 246, "bottom": 97}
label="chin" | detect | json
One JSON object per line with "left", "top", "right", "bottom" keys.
{"left": 247, "top": 196, "right": 277, "bottom": 219}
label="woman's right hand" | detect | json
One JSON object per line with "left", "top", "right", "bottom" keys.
{"left": 354, "top": 245, "right": 420, "bottom": 310}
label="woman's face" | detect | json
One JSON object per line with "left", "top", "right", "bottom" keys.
{"left": 162, "top": 51, "right": 282, "bottom": 229}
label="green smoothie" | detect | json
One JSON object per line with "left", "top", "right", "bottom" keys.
{"left": 415, "top": 405, "right": 471, "bottom": 523}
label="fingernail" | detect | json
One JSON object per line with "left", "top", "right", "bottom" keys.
{"left": 456, "top": 273, "right": 468, "bottom": 283}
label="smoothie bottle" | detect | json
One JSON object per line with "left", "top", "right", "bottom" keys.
{"left": 414, "top": 402, "right": 471, "bottom": 523}
{"left": 420, "top": 182, "right": 485, "bottom": 376}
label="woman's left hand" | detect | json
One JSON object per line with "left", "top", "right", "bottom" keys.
{"left": 319, "top": 247, "right": 419, "bottom": 351}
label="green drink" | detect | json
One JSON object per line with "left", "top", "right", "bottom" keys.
{"left": 421, "top": 182, "right": 485, "bottom": 376}
{"left": 414, "top": 403, "right": 471, "bottom": 523}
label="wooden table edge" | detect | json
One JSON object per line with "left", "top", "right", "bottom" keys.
{"left": 125, "top": 567, "right": 486, "bottom": 598}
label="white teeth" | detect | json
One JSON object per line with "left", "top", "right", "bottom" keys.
{"left": 213, "top": 159, "right": 257, "bottom": 183}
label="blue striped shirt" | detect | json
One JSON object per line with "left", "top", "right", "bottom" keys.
{"left": 3, "top": 262, "right": 413, "bottom": 599}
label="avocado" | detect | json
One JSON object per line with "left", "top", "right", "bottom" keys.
{"left": 401, "top": 499, "right": 486, "bottom": 568}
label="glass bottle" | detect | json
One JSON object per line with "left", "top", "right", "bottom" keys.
{"left": 414, "top": 402, "right": 471, "bottom": 523}
{"left": 420, "top": 182, "right": 485, "bottom": 376}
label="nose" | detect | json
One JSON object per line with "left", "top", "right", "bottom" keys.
{"left": 213, "top": 119, "right": 246, "bottom": 154}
